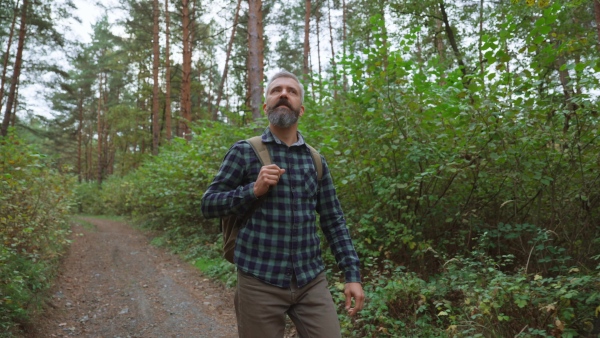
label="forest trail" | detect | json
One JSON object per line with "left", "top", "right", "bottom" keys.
{"left": 21, "top": 217, "right": 238, "bottom": 338}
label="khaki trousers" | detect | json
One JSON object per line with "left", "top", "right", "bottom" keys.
{"left": 235, "top": 270, "right": 342, "bottom": 338}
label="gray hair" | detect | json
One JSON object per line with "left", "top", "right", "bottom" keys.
{"left": 265, "top": 70, "right": 305, "bottom": 104}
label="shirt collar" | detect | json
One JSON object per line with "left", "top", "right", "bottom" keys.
{"left": 262, "top": 127, "right": 305, "bottom": 147}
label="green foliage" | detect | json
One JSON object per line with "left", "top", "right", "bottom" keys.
{"left": 74, "top": 1, "right": 600, "bottom": 336}
{"left": 0, "top": 131, "right": 74, "bottom": 332}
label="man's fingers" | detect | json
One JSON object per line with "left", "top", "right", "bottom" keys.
{"left": 344, "top": 283, "right": 365, "bottom": 317}
{"left": 254, "top": 165, "right": 285, "bottom": 197}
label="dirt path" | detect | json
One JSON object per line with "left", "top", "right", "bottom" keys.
{"left": 21, "top": 217, "right": 238, "bottom": 338}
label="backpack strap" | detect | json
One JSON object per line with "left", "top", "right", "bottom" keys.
{"left": 246, "top": 136, "right": 272, "bottom": 166}
{"left": 247, "top": 135, "right": 322, "bottom": 181}
{"left": 305, "top": 144, "right": 323, "bottom": 181}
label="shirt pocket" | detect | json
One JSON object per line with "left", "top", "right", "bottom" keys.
{"left": 303, "top": 167, "right": 319, "bottom": 198}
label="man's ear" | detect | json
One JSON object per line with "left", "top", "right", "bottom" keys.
{"left": 262, "top": 103, "right": 267, "bottom": 114}
{"left": 299, "top": 105, "right": 305, "bottom": 117}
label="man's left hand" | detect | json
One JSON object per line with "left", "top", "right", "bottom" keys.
{"left": 344, "top": 282, "right": 364, "bottom": 316}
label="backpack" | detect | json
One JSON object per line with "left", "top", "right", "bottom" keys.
{"left": 221, "top": 136, "right": 323, "bottom": 264}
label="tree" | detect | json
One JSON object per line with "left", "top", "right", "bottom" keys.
{"left": 303, "top": 0, "right": 311, "bottom": 79}
{"left": 164, "top": 0, "right": 172, "bottom": 140}
{"left": 0, "top": 0, "right": 19, "bottom": 110}
{"left": 180, "top": 0, "right": 192, "bottom": 139}
{"left": 152, "top": 0, "right": 160, "bottom": 155}
{"left": 214, "top": 0, "right": 242, "bottom": 121}
{"left": 247, "top": 0, "right": 264, "bottom": 119}
{"left": 1, "top": 0, "right": 27, "bottom": 137}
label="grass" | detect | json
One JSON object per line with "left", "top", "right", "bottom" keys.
{"left": 76, "top": 214, "right": 125, "bottom": 221}
{"left": 70, "top": 217, "right": 97, "bottom": 231}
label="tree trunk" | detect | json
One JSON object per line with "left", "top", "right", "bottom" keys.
{"left": 180, "top": 0, "right": 192, "bottom": 139}
{"left": 214, "top": 0, "right": 242, "bottom": 121}
{"left": 342, "top": 0, "right": 347, "bottom": 91}
{"left": 303, "top": 0, "right": 311, "bottom": 80}
{"left": 439, "top": 1, "right": 467, "bottom": 78}
{"left": 10, "top": 83, "right": 18, "bottom": 127}
{"left": 595, "top": 0, "right": 600, "bottom": 51}
{"left": 327, "top": 0, "right": 337, "bottom": 99}
{"left": 164, "top": 0, "right": 172, "bottom": 140}
{"left": 315, "top": 0, "right": 322, "bottom": 102}
{"left": 1, "top": 0, "right": 27, "bottom": 137}
{"left": 77, "top": 92, "right": 83, "bottom": 183}
{"left": 478, "top": 0, "right": 484, "bottom": 75}
{"left": 97, "top": 72, "right": 104, "bottom": 186}
{"left": 0, "top": 0, "right": 20, "bottom": 109}
{"left": 152, "top": 0, "right": 160, "bottom": 155}
{"left": 248, "top": 0, "right": 264, "bottom": 119}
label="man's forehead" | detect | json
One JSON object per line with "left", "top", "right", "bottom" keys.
{"left": 268, "top": 77, "right": 300, "bottom": 90}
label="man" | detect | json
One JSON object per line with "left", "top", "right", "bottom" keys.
{"left": 201, "top": 70, "right": 364, "bottom": 338}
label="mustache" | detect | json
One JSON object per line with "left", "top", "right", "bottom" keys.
{"left": 273, "top": 99, "right": 292, "bottom": 110}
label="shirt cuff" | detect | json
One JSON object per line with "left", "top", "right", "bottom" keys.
{"left": 242, "top": 182, "right": 259, "bottom": 201}
{"left": 247, "top": 182, "right": 258, "bottom": 200}
{"left": 344, "top": 270, "right": 361, "bottom": 283}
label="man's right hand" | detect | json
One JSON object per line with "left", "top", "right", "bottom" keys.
{"left": 253, "top": 164, "right": 285, "bottom": 197}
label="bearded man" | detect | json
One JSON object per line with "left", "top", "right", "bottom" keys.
{"left": 201, "top": 70, "right": 364, "bottom": 338}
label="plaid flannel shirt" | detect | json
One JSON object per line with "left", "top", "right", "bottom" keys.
{"left": 201, "top": 128, "right": 361, "bottom": 288}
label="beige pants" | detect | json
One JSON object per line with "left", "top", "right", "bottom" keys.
{"left": 235, "top": 270, "right": 342, "bottom": 338}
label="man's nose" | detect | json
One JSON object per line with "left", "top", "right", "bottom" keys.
{"left": 279, "top": 88, "right": 290, "bottom": 98}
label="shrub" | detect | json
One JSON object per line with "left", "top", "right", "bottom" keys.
{"left": 0, "top": 131, "right": 73, "bottom": 332}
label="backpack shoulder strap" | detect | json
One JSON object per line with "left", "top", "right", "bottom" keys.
{"left": 246, "top": 136, "right": 272, "bottom": 166}
{"left": 305, "top": 144, "right": 323, "bottom": 181}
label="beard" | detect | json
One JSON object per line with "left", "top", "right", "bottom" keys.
{"left": 266, "top": 101, "right": 301, "bottom": 128}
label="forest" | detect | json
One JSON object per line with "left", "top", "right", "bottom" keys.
{"left": 1, "top": 0, "right": 600, "bottom": 336}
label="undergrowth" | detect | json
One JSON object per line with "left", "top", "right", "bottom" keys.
{"left": 0, "top": 131, "right": 73, "bottom": 335}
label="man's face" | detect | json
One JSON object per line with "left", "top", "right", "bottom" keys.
{"left": 263, "top": 77, "right": 304, "bottom": 128}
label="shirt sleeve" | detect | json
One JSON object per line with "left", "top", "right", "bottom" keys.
{"left": 201, "top": 142, "right": 258, "bottom": 219}
{"left": 316, "top": 156, "right": 362, "bottom": 283}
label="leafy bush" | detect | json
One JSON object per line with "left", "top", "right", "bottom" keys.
{"left": 0, "top": 131, "right": 73, "bottom": 332}
{"left": 77, "top": 5, "right": 600, "bottom": 335}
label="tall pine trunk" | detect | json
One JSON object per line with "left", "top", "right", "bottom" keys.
{"left": 97, "top": 72, "right": 104, "bottom": 186}
{"left": 164, "top": 0, "right": 172, "bottom": 140}
{"left": 342, "top": 0, "right": 347, "bottom": 91}
{"left": 180, "top": 0, "right": 192, "bottom": 139}
{"left": 214, "top": 0, "right": 242, "bottom": 121}
{"left": 152, "top": 0, "right": 160, "bottom": 155}
{"left": 248, "top": 0, "right": 264, "bottom": 119}
{"left": 77, "top": 92, "right": 83, "bottom": 183}
{"left": 595, "top": 0, "right": 600, "bottom": 51}
{"left": 327, "top": 0, "right": 337, "bottom": 99}
{"left": 1, "top": 0, "right": 27, "bottom": 137}
{"left": 303, "top": 0, "right": 311, "bottom": 80}
{"left": 0, "top": 0, "right": 19, "bottom": 109}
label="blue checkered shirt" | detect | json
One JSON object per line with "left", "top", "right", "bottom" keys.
{"left": 201, "top": 128, "right": 361, "bottom": 288}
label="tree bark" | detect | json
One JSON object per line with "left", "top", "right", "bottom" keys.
{"left": 595, "top": 0, "right": 600, "bottom": 51}
{"left": 315, "top": 0, "right": 322, "bottom": 103}
{"left": 248, "top": 0, "right": 264, "bottom": 119}
{"left": 478, "top": 0, "right": 484, "bottom": 75}
{"left": 77, "top": 91, "right": 83, "bottom": 183}
{"left": 439, "top": 0, "right": 467, "bottom": 78}
{"left": 164, "top": 0, "right": 172, "bottom": 140}
{"left": 0, "top": 0, "right": 20, "bottom": 109}
{"left": 342, "top": 0, "right": 347, "bottom": 91}
{"left": 327, "top": 0, "right": 337, "bottom": 99}
{"left": 97, "top": 72, "right": 104, "bottom": 186}
{"left": 1, "top": 0, "right": 27, "bottom": 137}
{"left": 152, "top": 0, "right": 160, "bottom": 155}
{"left": 180, "top": 0, "right": 192, "bottom": 139}
{"left": 214, "top": 0, "right": 242, "bottom": 121}
{"left": 303, "top": 0, "right": 311, "bottom": 80}
{"left": 10, "top": 83, "right": 18, "bottom": 127}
